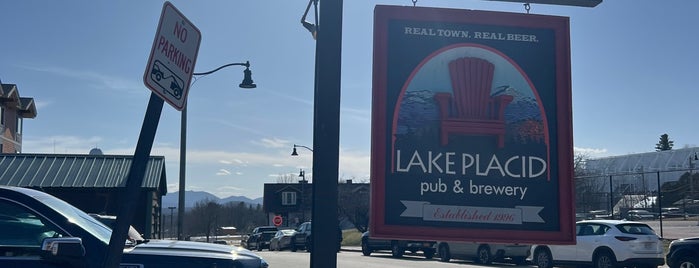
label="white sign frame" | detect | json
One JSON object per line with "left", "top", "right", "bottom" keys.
{"left": 143, "top": 1, "right": 201, "bottom": 111}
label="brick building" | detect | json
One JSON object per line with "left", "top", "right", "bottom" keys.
{"left": 0, "top": 80, "right": 37, "bottom": 153}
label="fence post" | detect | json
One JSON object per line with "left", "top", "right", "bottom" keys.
{"left": 609, "top": 175, "right": 613, "bottom": 217}
{"left": 657, "top": 171, "right": 663, "bottom": 238}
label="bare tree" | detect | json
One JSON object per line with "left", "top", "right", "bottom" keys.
{"left": 277, "top": 173, "right": 299, "bottom": 183}
{"left": 337, "top": 183, "right": 369, "bottom": 233}
{"left": 188, "top": 199, "right": 222, "bottom": 242}
{"left": 573, "top": 152, "right": 608, "bottom": 212}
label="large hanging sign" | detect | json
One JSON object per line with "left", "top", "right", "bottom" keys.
{"left": 370, "top": 5, "right": 575, "bottom": 244}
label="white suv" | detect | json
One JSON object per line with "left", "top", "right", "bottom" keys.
{"left": 531, "top": 220, "right": 665, "bottom": 268}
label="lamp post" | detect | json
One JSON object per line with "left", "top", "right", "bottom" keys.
{"left": 298, "top": 169, "right": 307, "bottom": 222}
{"left": 690, "top": 152, "right": 697, "bottom": 193}
{"left": 689, "top": 152, "right": 698, "bottom": 223}
{"left": 177, "top": 61, "right": 256, "bottom": 241}
{"left": 292, "top": 145, "right": 312, "bottom": 223}
{"left": 167, "top": 206, "right": 176, "bottom": 239}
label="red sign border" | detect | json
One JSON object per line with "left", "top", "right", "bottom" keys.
{"left": 370, "top": 5, "right": 575, "bottom": 245}
{"left": 273, "top": 215, "right": 283, "bottom": 226}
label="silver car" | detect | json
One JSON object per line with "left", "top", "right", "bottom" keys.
{"left": 435, "top": 240, "right": 531, "bottom": 265}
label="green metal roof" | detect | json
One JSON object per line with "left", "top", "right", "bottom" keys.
{"left": 0, "top": 154, "right": 167, "bottom": 193}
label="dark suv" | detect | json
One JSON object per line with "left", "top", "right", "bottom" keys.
{"left": 289, "top": 222, "right": 342, "bottom": 252}
{"left": 245, "top": 226, "right": 278, "bottom": 251}
{"left": 666, "top": 237, "right": 699, "bottom": 268}
{"left": 290, "top": 222, "right": 312, "bottom": 252}
{"left": 361, "top": 231, "right": 436, "bottom": 258}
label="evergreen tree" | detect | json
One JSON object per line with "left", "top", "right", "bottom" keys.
{"left": 655, "top": 133, "right": 674, "bottom": 151}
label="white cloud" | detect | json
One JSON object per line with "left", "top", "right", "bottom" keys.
{"left": 21, "top": 64, "right": 142, "bottom": 94}
{"left": 254, "top": 137, "right": 290, "bottom": 149}
{"left": 216, "top": 169, "right": 231, "bottom": 176}
{"left": 574, "top": 147, "right": 609, "bottom": 157}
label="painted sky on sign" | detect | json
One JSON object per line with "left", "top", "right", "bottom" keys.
{"left": 0, "top": 1, "right": 697, "bottom": 199}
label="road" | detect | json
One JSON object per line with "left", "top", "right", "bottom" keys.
{"left": 253, "top": 219, "right": 694, "bottom": 268}
{"left": 645, "top": 218, "right": 699, "bottom": 240}
{"left": 257, "top": 249, "right": 527, "bottom": 268}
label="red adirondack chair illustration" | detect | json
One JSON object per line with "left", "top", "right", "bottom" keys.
{"left": 433, "top": 57, "right": 513, "bottom": 147}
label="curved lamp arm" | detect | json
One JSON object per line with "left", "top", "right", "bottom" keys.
{"left": 292, "top": 144, "right": 314, "bottom": 156}
{"left": 193, "top": 61, "right": 250, "bottom": 76}
{"left": 192, "top": 61, "right": 256, "bottom": 89}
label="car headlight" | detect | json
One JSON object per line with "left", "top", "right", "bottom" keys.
{"left": 260, "top": 258, "right": 269, "bottom": 268}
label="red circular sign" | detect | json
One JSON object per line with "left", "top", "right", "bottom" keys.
{"left": 273, "top": 215, "right": 283, "bottom": 226}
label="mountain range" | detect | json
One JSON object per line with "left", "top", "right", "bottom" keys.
{"left": 161, "top": 191, "right": 263, "bottom": 209}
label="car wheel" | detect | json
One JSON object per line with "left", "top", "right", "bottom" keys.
{"left": 594, "top": 250, "right": 617, "bottom": 268}
{"left": 423, "top": 248, "right": 435, "bottom": 259}
{"left": 533, "top": 247, "right": 553, "bottom": 268}
{"left": 438, "top": 244, "right": 451, "bottom": 262}
{"left": 361, "top": 240, "right": 371, "bottom": 256}
{"left": 678, "top": 255, "right": 699, "bottom": 268}
{"left": 391, "top": 242, "right": 404, "bottom": 258}
{"left": 476, "top": 245, "right": 492, "bottom": 264}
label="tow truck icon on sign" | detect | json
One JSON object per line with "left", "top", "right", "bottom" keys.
{"left": 150, "top": 60, "right": 184, "bottom": 100}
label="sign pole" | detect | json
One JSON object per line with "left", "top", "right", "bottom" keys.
{"left": 104, "top": 93, "right": 164, "bottom": 268}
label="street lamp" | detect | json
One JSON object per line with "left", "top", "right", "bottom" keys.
{"left": 291, "top": 144, "right": 313, "bottom": 156}
{"left": 689, "top": 152, "right": 698, "bottom": 223}
{"left": 690, "top": 152, "right": 698, "bottom": 193}
{"left": 177, "top": 61, "right": 256, "bottom": 241}
{"left": 298, "top": 169, "right": 307, "bottom": 222}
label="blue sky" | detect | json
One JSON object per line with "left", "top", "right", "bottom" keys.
{"left": 1, "top": 1, "right": 697, "bottom": 199}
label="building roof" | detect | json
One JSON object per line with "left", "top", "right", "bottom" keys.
{"left": 18, "top": 97, "right": 37, "bottom": 118}
{"left": 0, "top": 154, "right": 167, "bottom": 193}
{"left": 585, "top": 147, "right": 699, "bottom": 176}
{"left": 0, "top": 82, "right": 36, "bottom": 118}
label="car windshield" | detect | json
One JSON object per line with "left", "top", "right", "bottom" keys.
{"left": 35, "top": 193, "right": 112, "bottom": 244}
{"left": 617, "top": 223, "right": 656, "bottom": 235}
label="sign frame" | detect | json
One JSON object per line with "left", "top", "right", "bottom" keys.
{"left": 370, "top": 5, "right": 574, "bottom": 245}
{"left": 143, "top": 1, "right": 201, "bottom": 111}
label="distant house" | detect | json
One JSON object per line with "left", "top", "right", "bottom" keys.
{"left": 263, "top": 180, "right": 369, "bottom": 228}
{"left": 0, "top": 81, "right": 37, "bottom": 153}
{"left": 0, "top": 153, "right": 168, "bottom": 239}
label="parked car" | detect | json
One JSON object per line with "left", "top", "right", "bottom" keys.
{"left": 245, "top": 226, "right": 278, "bottom": 251}
{"left": 666, "top": 237, "right": 699, "bottom": 268}
{"left": 576, "top": 212, "right": 595, "bottom": 221}
{"left": 589, "top": 209, "right": 613, "bottom": 219}
{"left": 435, "top": 241, "right": 530, "bottom": 265}
{"left": 360, "top": 231, "right": 436, "bottom": 258}
{"left": 0, "top": 186, "right": 268, "bottom": 268}
{"left": 530, "top": 220, "right": 664, "bottom": 268}
{"left": 291, "top": 221, "right": 313, "bottom": 252}
{"left": 269, "top": 229, "right": 296, "bottom": 251}
{"left": 290, "top": 221, "right": 342, "bottom": 252}
{"left": 627, "top": 209, "right": 657, "bottom": 221}
{"left": 661, "top": 207, "right": 687, "bottom": 219}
